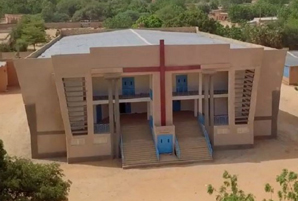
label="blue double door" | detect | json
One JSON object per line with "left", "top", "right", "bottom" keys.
{"left": 157, "top": 135, "right": 173, "bottom": 154}
{"left": 121, "top": 77, "right": 135, "bottom": 114}
{"left": 173, "top": 75, "right": 188, "bottom": 112}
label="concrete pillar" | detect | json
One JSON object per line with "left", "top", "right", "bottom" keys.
{"left": 85, "top": 74, "right": 94, "bottom": 136}
{"left": 228, "top": 70, "right": 235, "bottom": 126}
{"left": 204, "top": 74, "right": 210, "bottom": 129}
{"left": 194, "top": 99, "right": 198, "bottom": 117}
{"left": 199, "top": 73, "right": 203, "bottom": 115}
{"left": 108, "top": 79, "right": 114, "bottom": 158}
{"left": 114, "top": 78, "right": 120, "bottom": 158}
{"left": 209, "top": 74, "right": 215, "bottom": 141}
{"left": 147, "top": 102, "right": 150, "bottom": 120}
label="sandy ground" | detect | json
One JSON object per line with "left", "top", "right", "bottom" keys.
{"left": 1, "top": 84, "right": 298, "bottom": 201}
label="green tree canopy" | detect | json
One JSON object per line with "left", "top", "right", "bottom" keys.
{"left": 0, "top": 139, "right": 71, "bottom": 201}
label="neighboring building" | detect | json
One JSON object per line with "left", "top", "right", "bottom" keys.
{"left": 210, "top": 10, "right": 228, "bottom": 21}
{"left": 283, "top": 51, "right": 298, "bottom": 85}
{"left": 248, "top": 17, "right": 278, "bottom": 26}
{"left": 5, "top": 14, "right": 23, "bottom": 24}
{"left": 0, "top": 61, "right": 8, "bottom": 92}
{"left": 14, "top": 29, "right": 286, "bottom": 168}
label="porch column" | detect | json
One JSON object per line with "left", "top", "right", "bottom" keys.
{"left": 199, "top": 73, "right": 203, "bottom": 114}
{"left": 114, "top": 78, "right": 120, "bottom": 158}
{"left": 209, "top": 74, "right": 215, "bottom": 142}
{"left": 108, "top": 79, "right": 115, "bottom": 158}
{"left": 204, "top": 74, "right": 210, "bottom": 130}
{"left": 194, "top": 99, "right": 198, "bottom": 117}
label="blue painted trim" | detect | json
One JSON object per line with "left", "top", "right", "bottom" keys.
{"left": 149, "top": 89, "right": 153, "bottom": 100}
{"left": 175, "top": 138, "right": 181, "bottom": 159}
{"left": 197, "top": 113, "right": 213, "bottom": 156}
{"left": 149, "top": 116, "right": 159, "bottom": 160}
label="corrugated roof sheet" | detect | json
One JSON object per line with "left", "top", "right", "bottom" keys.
{"left": 285, "top": 51, "right": 298, "bottom": 67}
{"left": 38, "top": 29, "right": 249, "bottom": 58}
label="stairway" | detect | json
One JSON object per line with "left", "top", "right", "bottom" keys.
{"left": 63, "top": 77, "right": 88, "bottom": 135}
{"left": 121, "top": 123, "right": 158, "bottom": 168}
{"left": 175, "top": 117, "right": 212, "bottom": 162}
{"left": 234, "top": 70, "right": 254, "bottom": 125}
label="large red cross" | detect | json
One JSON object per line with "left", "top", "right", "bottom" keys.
{"left": 123, "top": 40, "right": 201, "bottom": 126}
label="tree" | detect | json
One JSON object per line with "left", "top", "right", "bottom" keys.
{"left": 197, "top": 3, "right": 211, "bottom": 14}
{"left": 207, "top": 171, "right": 255, "bottom": 201}
{"left": 9, "top": 15, "right": 46, "bottom": 51}
{"left": 134, "top": 14, "right": 162, "bottom": 28}
{"left": 104, "top": 10, "right": 140, "bottom": 28}
{"left": 0, "top": 139, "right": 71, "bottom": 201}
{"left": 41, "top": 0, "right": 56, "bottom": 22}
{"left": 208, "top": 170, "right": 298, "bottom": 201}
{"left": 22, "top": 24, "right": 46, "bottom": 50}
{"left": 156, "top": 4, "right": 185, "bottom": 26}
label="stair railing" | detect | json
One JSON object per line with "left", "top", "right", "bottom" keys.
{"left": 198, "top": 113, "right": 213, "bottom": 156}
{"left": 120, "top": 135, "right": 124, "bottom": 163}
{"left": 175, "top": 137, "right": 181, "bottom": 159}
{"left": 149, "top": 116, "right": 160, "bottom": 161}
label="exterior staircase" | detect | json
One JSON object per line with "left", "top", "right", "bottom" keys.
{"left": 121, "top": 123, "right": 158, "bottom": 168}
{"left": 175, "top": 115, "right": 212, "bottom": 162}
{"left": 234, "top": 70, "right": 254, "bottom": 125}
{"left": 63, "top": 77, "right": 88, "bottom": 135}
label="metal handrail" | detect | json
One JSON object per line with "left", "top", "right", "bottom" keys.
{"left": 149, "top": 116, "right": 159, "bottom": 161}
{"left": 120, "top": 135, "right": 124, "bottom": 162}
{"left": 175, "top": 138, "right": 181, "bottom": 159}
{"left": 198, "top": 113, "right": 213, "bottom": 156}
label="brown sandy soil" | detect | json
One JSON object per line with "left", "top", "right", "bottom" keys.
{"left": 0, "top": 84, "right": 298, "bottom": 201}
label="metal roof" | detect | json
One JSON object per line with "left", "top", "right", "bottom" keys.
{"left": 285, "top": 51, "right": 298, "bottom": 67}
{"left": 38, "top": 29, "right": 249, "bottom": 58}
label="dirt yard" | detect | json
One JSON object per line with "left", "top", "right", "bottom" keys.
{"left": 1, "top": 84, "right": 298, "bottom": 201}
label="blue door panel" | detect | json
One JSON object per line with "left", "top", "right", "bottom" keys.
{"left": 122, "top": 77, "right": 135, "bottom": 95}
{"left": 158, "top": 135, "right": 173, "bottom": 154}
{"left": 173, "top": 100, "right": 181, "bottom": 112}
{"left": 96, "top": 105, "right": 102, "bottom": 123}
{"left": 126, "top": 103, "right": 131, "bottom": 113}
{"left": 176, "top": 75, "right": 188, "bottom": 93}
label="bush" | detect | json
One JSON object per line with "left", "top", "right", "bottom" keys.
{"left": 134, "top": 14, "right": 162, "bottom": 28}
{"left": 104, "top": 10, "right": 141, "bottom": 28}
{"left": 0, "top": 139, "right": 71, "bottom": 201}
{"left": 0, "top": 44, "right": 12, "bottom": 52}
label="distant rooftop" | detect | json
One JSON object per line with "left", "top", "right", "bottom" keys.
{"left": 38, "top": 29, "right": 249, "bottom": 58}
{"left": 0, "top": 61, "right": 7, "bottom": 68}
{"left": 285, "top": 51, "right": 298, "bottom": 67}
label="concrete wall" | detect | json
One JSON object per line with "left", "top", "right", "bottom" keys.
{"left": 14, "top": 59, "right": 66, "bottom": 158}
{"left": 214, "top": 98, "right": 228, "bottom": 115}
{"left": 181, "top": 100, "right": 194, "bottom": 111}
{"left": 0, "top": 65, "right": 8, "bottom": 92}
{"left": 172, "top": 73, "right": 200, "bottom": 92}
{"left": 289, "top": 66, "right": 298, "bottom": 85}
{"left": 131, "top": 102, "right": 147, "bottom": 113}
{"left": 254, "top": 49, "right": 287, "bottom": 137}
{"left": 6, "top": 60, "right": 19, "bottom": 87}
{"left": 92, "top": 75, "right": 150, "bottom": 96}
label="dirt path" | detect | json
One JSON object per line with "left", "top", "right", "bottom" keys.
{"left": 0, "top": 84, "right": 298, "bottom": 201}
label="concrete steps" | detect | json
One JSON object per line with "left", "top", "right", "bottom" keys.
{"left": 121, "top": 124, "right": 158, "bottom": 168}
{"left": 175, "top": 121, "right": 212, "bottom": 162}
